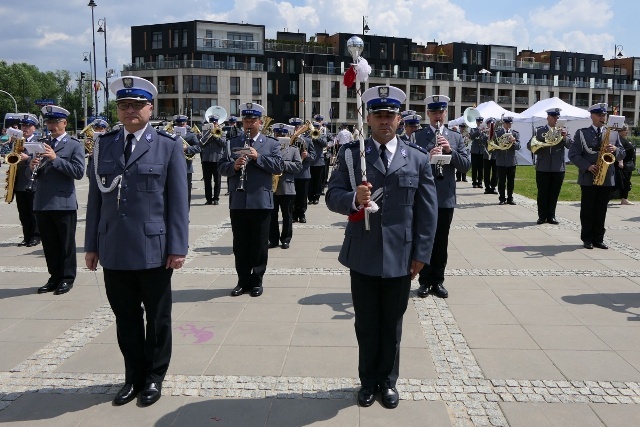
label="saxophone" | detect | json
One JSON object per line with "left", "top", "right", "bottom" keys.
{"left": 592, "top": 127, "right": 616, "bottom": 186}
{"left": 4, "top": 133, "right": 25, "bottom": 203}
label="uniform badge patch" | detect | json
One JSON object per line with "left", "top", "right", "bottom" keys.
{"left": 400, "top": 148, "right": 407, "bottom": 157}
{"left": 145, "top": 133, "right": 152, "bottom": 142}
{"left": 123, "top": 78, "right": 133, "bottom": 88}
{"left": 378, "top": 87, "right": 389, "bottom": 98}
{"left": 365, "top": 145, "right": 372, "bottom": 154}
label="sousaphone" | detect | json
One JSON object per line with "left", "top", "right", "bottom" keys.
{"left": 201, "top": 106, "right": 228, "bottom": 145}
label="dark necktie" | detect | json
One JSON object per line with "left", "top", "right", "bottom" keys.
{"left": 124, "top": 134, "right": 134, "bottom": 163}
{"left": 596, "top": 127, "right": 602, "bottom": 144}
{"left": 380, "top": 145, "right": 389, "bottom": 173}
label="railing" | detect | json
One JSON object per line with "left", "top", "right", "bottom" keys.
{"left": 623, "top": 101, "right": 635, "bottom": 108}
{"left": 370, "top": 69, "right": 398, "bottom": 78}
{"left": 462, "top": 95, "right": 477, "bottom": 103}
{"left": 480, "top": 95, "right": 493, "bottom": 102}
{"left": 124, "top": 60, "right": 264, "bottom": 72}
{"left": 602, "top": 66, "right": 628, "bottom": 75}
{"left": 157, "top": 85, "right": 177, "bottom": 94}
{"left": 514, "top": 97, "right": 528, "bottom": 104}
{"left": 409, "top": 93, "right": 426, "bottom": 101}
{"left": 497, "top": 96, "right": 512, "bottom": 104}
{"left": 197, "top": 38, "right": 263, "bottom": 54}
{"left": 411, "top": 52, "right": 450, "bottom": 63}
{"left": 517, "top": 59, "right": 550, "bottom": 70}
{"left": 575, "top": 99, "right": 590, "bottom": 106}
{"left": 264, "top": 41, "right": 334, "bottom": 54}
{"left": 183, "top": 84, "right": 218, "bottom": 94}
{"left": 490, "top": 58, "right": 516, "bottom": 70}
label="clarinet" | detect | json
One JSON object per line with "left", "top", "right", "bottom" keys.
{"left": 236, "top": 133, "right": 251, "bottom": 192}
{"left": 25, "top": 137, "right": 52, "bottom": 193}
{"left": 434, "top": 121, "right": 445, "bottom": 180}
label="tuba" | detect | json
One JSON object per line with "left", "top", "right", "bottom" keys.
{"left": 81, "top": 123, "right": 96, "bottom": 155}
{"left": 310, "top": 127, "right": 321, "bottom": 140}
{"left": 261, "top": 116, "right": 274, "bottom": 137}
{"left": 4, "top": 129, "right": 25, "bottom": 203}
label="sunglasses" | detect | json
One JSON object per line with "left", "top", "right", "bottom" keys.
{"left": 117, "top": 102, "right": 150, "bottom": 111}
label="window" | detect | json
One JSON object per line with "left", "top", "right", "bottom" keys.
{"left": 289, "top": 81, "right": 297, "bottom": 95}
{"left": 182, "top": 29, "right": 188, "bottom": 47}
{"left": 191, "top": 98, "right": 217, "bottom": 115}
{"left": 567, "top": 58, "right": 573, "bottom": 72}
{"left": 268, "top": 58, "right": 276, "bottom": 72}
{"left": 476, "top": 50, "right": 482, "bottom": 65}
{"left": 327, "top": 61, "right": 335, "bottom": 75}
{"left": 252, "top": 78, "right": 262, "bottom": 95}
{"left": 347, "top": 103, "right": 357, "bottom": 119}
{"left": 267, "top": 80, "right": 274, "bottom": 95}
{"left": 347, "top": 88, "right": 356, "bottom": 99}
{"left": 172, "top": 31, "right": 178, "bottom": 48}
{"left": 312, "top": 80, "right": 320, "bottom": 97}
{"left": 555, "top": 57, "right": 561, "bottom": 69}
{"left": 230, "top": 99, "right": 240, "bottom": 116}
{"left": 462, "top": 50, "right": 468, "bottom": 65}
{"left": 312, "top": 101, "right": 320, "bottom": 116}
{"left": 227, "top": 32, "right": 254, "bottom": 50}
{"left": 579, "top": 58, "right": 585, "bottom": 73}
{"left": 230, "top": 77, "right": 240, "bottom": 95}
{"left": 591, "top": 60, "right": 598, "bottom": 73}
{"left": 205, "top": 30, "right": 213, "bottom": 48}
{"left": 152, "top": 32, "right": 162, "bottom": 49}
{"left": 288, "top": 59, "right": 295, "bottom": 73}
{"left": 380, "top": 43, "right": 387, "bottom": 60}
{"left": 331, "top": 81, "right": 340, "bottom": 98}
{"left": 330, "top": 102, "right": 340, "bottom": 119}
{"left": 409, "top": 66, "right": 418, "bottom": 79}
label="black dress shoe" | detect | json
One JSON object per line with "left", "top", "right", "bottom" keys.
{"left": 268, "top": 242, "right": 279, "bottom": 249}
{"left": 250, "top": 286, "right": 263, "bottom": 297}
{"left": 113, "top": 383, "right": 139, "bottom": 406}
{"left": 213, "top": 200, "right": 219, "bottom": 205}
{"left": 547, "top": 218, "right": 559, "bottom": 225}
{"left": 593, "top": 242, "right": 609, "bottom": 249}
{"left": 292, "top": 217, "right": 299, "bottom": 223}
{"left": 381, "top": 387, "right": 399, "bottom": 409}
{"left": 583, "top": 242, "right": 593, "bottom": 249}
{"left": 484, "top": 190, "right": 493, "bottom": 194}
{"left": 18, "top": 240, "right": 28, "bottom": 247}
{"left": 357, "top": 386, "right": 377, "bottom": 407}
{"left": 462, "top": 179, "right": 468, "bottom": 182}
{"left": 204, "top": 201, "right": 213, "bottom": 205}
{"left": 498, "top": 201, "right": 505, "bottom": 205}
{"left": 507, "top": 200, "right": 516, "bottom": 205}
{"left": 231, "top": 285, "right": 245, "bottom": 296}
{"left": 53, "top": 282, "right": 73, "bottom": 295}
{"left": 37, "top": 282, "right": 58, "bottom": 294}
{"left": 536, "top": 218, "right": 545, "bottom": 225}
{"left": 491, "top": 188, "right": 498, "bottom": 194}
{"left": 281, "top": 242, "right": 290, "bottom": 249}
{"left": 430, "top": 283, "right": 449, "bottom": 298}
{"left": 26, "top": 237, "right": 41, "bottom": 247}
{"left": 139, "top": 382, "right": 161, "bottom": 406}
{"left": 299, "top": 217, "right": 307, "bottom": 223}
{"left": 417, "top": 284, "right": 429, "bottom": 298}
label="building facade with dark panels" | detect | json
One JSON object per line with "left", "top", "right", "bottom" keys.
{"left": 124, "top": 20, "right": 640, "bottom": 128}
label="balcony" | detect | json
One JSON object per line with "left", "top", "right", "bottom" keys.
{"left": 124, "top": 60, "right": 265, "bottom": 72}
{"left": 575, "top": 99, "right": 590, "bottom": 106}
{"left": 197, "top": 38, "right": 263, "bottom": 55}
{"left": 411, "top": 52, "right": 450, "bottom": 63}
{"left": 490, "top": 58, "right": 516, "bottom": 71}
{"left": 514, "top": 97, "right": 528, "bottom": 104}
{"left": 497, "top": 96, "right": 512, "bottom": 104}
{"left": 517, "top": 59, "right": 550, "bottom": 70}
{"left": 264, "top": 41, "right": 334, "bottom": 55}
{"left": 157, "top": 85, "right": 177, "bottom": 94}
{"left": 602, "top": 66, "right": 628, "bottom": 75}
{"left": 409, "top": 93, "right": 426, "bottom": 101}
{"left": 462, "top": 95, "right": 477, "bottom": 103}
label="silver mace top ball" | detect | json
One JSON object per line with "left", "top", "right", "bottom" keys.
{"left": 347, "top": 36, "right": 364, "bottom": 62}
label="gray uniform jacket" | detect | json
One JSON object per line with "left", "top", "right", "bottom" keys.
{"left": 15, "top": 135, "right": 34, "bottom": 192}
{"left": 493, "top": 128, "right": 521, "bottom": 167}
{"left": 469, "top": 128, "right": 488, "bottom": 155}
{"left": 414, "top": 126, "right": 471, "bottom": 209}
{"left": 183, "top": 131, "right": 201, "bottom": 174}
{"left": 84, "top": 125, "right": 189, "bottom": 270}
{"left": 326, "top": 138, "right": 438, "bottom": 279}
{"left": 310, "top": 134, "right": 327, "bottom": 166}
{"left": 274, "top": 144, "right": 302, "bottom": 196}
{"left": 31, "top": 134, "right": 85, "bottom": 211}
{"left": 218, "top": 133, "right": 284, "bottom": 209}
{"left": 293, "top": 135, "right": 316, "bottom": 179}
{"left": 200, "top": 134, "right": 226, "bottom": 163}
{"left": 568, "top": 126, "right": 624, "bottom": 186}
{"left": 527, "top": 125, "right": 573, "bottom": 172}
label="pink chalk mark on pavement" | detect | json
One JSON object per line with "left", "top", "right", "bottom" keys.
{"left": 175, "top": 323, "right": 215, "bottom": 344}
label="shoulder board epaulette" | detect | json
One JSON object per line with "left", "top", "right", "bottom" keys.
{"left": 406, "top": 142, "right": 429, "bottom": 154}
{"left": 37, "top": 136, "right": 49, "bottom": 142}
{"left": 448, "top": 128, "right": 462, "bottom": 135}
{"left": 413, "top": 127, "right": 428, "bottom": 135}
{"left": 343, "top": 141, "right": 359, "bottom": 149}
{"left": 68, "top": 136, "right": 81, "bottom": 142}
{"left": 157, "top": 129, "right": 177, "bottom": 140}
{"left": 101, "top": 128, "right": 119, "bottom": 137}
{"left": 266, "top": 135, "right": 279, "bottom": 142}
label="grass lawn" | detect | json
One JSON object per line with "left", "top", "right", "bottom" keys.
{"left": 515, "top": 162, "right": 639, "bottom": 202}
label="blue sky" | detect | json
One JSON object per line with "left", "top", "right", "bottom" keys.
{"left": 0, "top": 0, "right": 635, "bottom": 77}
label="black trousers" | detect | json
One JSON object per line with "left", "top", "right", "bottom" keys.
{"left": 350, "top": 270, "right": 411, "bottom": 389}
{"left": 497, "top": 166, "right": 516, "bottom": 202}
{"left": 202, "top": 161, "right": 221, "bottom": 202}
{"left": 322, "top": 161, "right": 330, "bottom": 191}
{"left": 294, "top": 179, "right": 310, "bottom": 219}
{"left": 483, "top": 158, "right": 497, "bottom": 190}
{"left": 270, "top": 195, "right": 294, "bottom": 244}
{"left": 35, "top": 210, "right": 77, "bottom": 284}
{"left": 471, "top": 153, "right": 484, "bottom": 186}
{"left": 187, "top": 173, "right": 193, "bottom": 208}
{"left": 580, "top": 185, "right": 611, "bottom": 244}
{"left": 419, "top": 208, "right": 454, "bottom": 286}
{"left": 104, "top": 267, "right": 173, "bottom": 386}
{"left": 455, "top": 170, "right": 467, "bottom": 181}
{"left": 15, "top": 190, "right": 39, "bottom": 241}
{"left": 230, "top": 209, "right": 271, "bottom": 290}
{"left": 309, "top": 166, "right": 324, "bottom": 202}
{"left": 536, "top": 171, "right": 565, "bottom": 220}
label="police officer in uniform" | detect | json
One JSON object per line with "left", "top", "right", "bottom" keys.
{"left": 269, "top": 124, "right": 302, "bottom": 249}
{"left": 494, "top": 116, "right": 521, "bottom": 205}
{"left": 568, "top": 103, "right": 624, "bottom": 249}
{"left": 31, "top": 106, "right": 85, "bottom": 295}
{"left": 469, "top": 116, "right": 486, "bottom": 188}
{"left": 326, "top": 86, "right": 438, "bottom": 409}
{"left": 15, "top": 114, "right": 41, "bottom": 247}
{"left": 482, "top": 118, "right": 498, "bottom": 194}
{"left": 456, "top": 123, "right": 469, "bottom": 182}
{"left": 308, "top": 121, "right": 327, "bottom": 204}
{"left": 201, "top": 114, "right": 226, "bottom": 205}
{"left": 218, "top": 103, "right": 284, "bottom": 297}
{"left": 399, "top": 113, "right": 421, "bottom": 143}
{"left": 527, "top": 107, "right": 572, "bottom": 224}
{"left": 85, "top": 76, "right": 189, "bottom": 406}
{"left": 414, "top": 95, "right": 470, "bottom": 299}
{"left": 173, "top": 114, "right": 200, "bottom": 207}
{"left": 291, "top": 117, "right": 316, "bottom": 223}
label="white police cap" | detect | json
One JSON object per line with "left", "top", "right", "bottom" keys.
{"left": 289, "top": 117, "right": 303, "bottom": 125}
{"left": 173, "top": 114, "right": 188, "bottom": 123}
{"left": 424, "top": 95, "right": 450, "bottom": 111}
{"left": 546, "top": 108, "right": 562, "bottom": 117}
{"left": 588, "top": 103, "right": 608, "bottom": 114}
{"left": 272, "top": 123, "right": 290, "bottom": 135}
{"left": 401, "top": 110, "right": 416, "bottom": 118}
{"left": 239, "top": 102, "right": 265, "bottom": 118}
{"left": 361, "top": 85, "right": 406, "bottom": 113}
{"left": 41, "top": 105, "right": 70, "bottom": 119}
{"left": 404, "top": 114, "right": 422, "bottom": 125}
{"left": 20, "top": 113, "right": 39, "bottom": 126}
{"left": 110, "top": 76, "right": 158, "bottom": 101}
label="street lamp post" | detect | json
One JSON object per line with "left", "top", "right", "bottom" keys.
{"left": 362, "top": 16, "right": 370, "bottom": 35}
{"left": 614, "top": 44, "right": 623, "bottom": 114}
{"left": 0, "top": 90, "right": 18, "bottom": 113}
{"left": 88, "top": 0, "right": 99, "bottom": 117}
{"left": 97, "top": 17, "right": 109, "bottom": 122}
{"left": 83, "top": 52, "right": 93, "bottom": 122}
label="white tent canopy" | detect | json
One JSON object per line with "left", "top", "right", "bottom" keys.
{"left": 511, "top": 97, "right": 591, "bottom": 165}
{"left": 449, "top": 101, "right": 520, "bottom": 127}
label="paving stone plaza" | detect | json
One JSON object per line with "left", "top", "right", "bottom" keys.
{"left": 1, "top": 164, "right": 640, "bottom": 426}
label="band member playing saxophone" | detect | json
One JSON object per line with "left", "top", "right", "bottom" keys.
{"left": 218, "top": 103, "right": 283, "bottom": 297}
{"left": 15, "top": 114, "right": 41, "bottom": 247}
